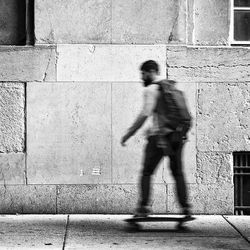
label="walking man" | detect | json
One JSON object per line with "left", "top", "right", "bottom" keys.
{"left": 121, "top": 60, "right": 192, "bottom": 217}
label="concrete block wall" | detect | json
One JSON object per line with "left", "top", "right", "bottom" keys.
{"left": 0, "top": 0, "right": 249, "bottom": 214}
{"left": 167, "top": 46, "right": 250, "bottom": 214}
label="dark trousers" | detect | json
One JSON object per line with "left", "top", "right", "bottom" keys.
{"left": 140, "top": 135, "right": 189, "bottom": 209}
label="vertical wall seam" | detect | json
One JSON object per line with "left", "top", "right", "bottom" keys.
{"left": 165, "top": 46, "right": 168, "bottom": 211}
{"left": 62, "top": 215, "right": 70, "bottom": 250}
{"left": 55, "top": 185, "right": 58, "bottom": 214}
{"left": 229, "top": 0, "right": 233, "bottom": 44}
{"left": 111, "top": 83, "right": 113, "bottom": 184}
{"left": 165, "top": 184, "right": 168, "bottom": 213}
{"left": 185, "top": 0, "right": 188, "bottom": 45}
{"left": 166, "top": 47, "right": 169, "bottom": 79}
{"left": 55, "top": 45, "right": 58, "bottom": 82}
{"left": 192, "top": 0, "right": 195, "bottom": 45}
{"left": 195, "top": 81, "right": 198, "bottom": 184}
{"left": 111, "top": 0, "right": 113, "bottom": 44}
{"left": 24, "top": 82, "right": 28, "bottom": 185}
{"left": 43, "top": 48, "right": 53, "bottom": 82}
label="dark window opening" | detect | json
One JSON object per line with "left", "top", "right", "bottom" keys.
{"left": 235, "top": 0, "right": 250, "bottom": 7}
{"left": 0, "top": 0, "right": 34, "bottom": 45}
{"left": 233, "top": 152, "right": 250, "bottom": 215}
{"left": 232, "top": 0, "right": 250, "bottom": 44}
{"left": 234, "top": 11, "right": 250, "bottom": 41}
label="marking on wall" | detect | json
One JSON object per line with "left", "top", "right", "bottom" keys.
{"left": 92, "top": 167, "right": 101, "bottom": 176}
{"left": 80, "top": 170, "right": 84, "bottom": 176}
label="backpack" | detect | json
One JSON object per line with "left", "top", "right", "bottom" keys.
{"left": 156, "top": 80, "right": 192, "bottom": 137}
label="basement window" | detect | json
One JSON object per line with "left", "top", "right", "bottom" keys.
{"left": 233, "top": 152, "right": 250, "bottom": 215}
{"left": 0, "top": 0, "right": 34, "bottom": 45}
{"left": 230, "top": 0, "right": 250, "bottom": 45}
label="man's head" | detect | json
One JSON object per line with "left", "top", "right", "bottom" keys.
{"left": 140, "top": 60, "right": 159, "bottom": 86}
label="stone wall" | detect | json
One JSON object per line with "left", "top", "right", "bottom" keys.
{"left": 167, "top": 46, "right": 250, "bottom": 214}
{"left": 35, "top": 0, "right": 187, "bottom": 44}
{"left": 34, "top": 0, "right": 231, "bottom": 46}
{"left": 1, "top": 0, "right": 231, "bottom": 46}
{"left": 0, "top": 0, "right": 249, "bottom": 214}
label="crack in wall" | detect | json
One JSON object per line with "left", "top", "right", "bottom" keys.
{"left": 55, "top": 46, "right": 59, "bottom": 82}
{"left": 24, "top": 82, "right": 28, "bottom": 184}
{"left": 168, "top": 1, "right": 180, "bottom": 43}
{"left": 217, "top": 156, "right": 223, "bottom": 181}
{"left": 42, "top": 49, "right": 53, "bottom": 81}
{"left": 161, "top": 158, "right": 168, "bottom": 185}
{"left": 56, "top": 186, "right": 59, "bottom": 214}
{"left": 62, "top": 215, "right": 70, "bottom": 250}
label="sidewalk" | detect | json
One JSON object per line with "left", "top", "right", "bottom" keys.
{"left": 0, "top": 215, "right": 249, "bottom": 250}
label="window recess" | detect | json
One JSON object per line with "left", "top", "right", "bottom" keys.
{"left": 230, "top": 0, "right": 250, "bottom": 45}
{"left": 0, "top": 0, "right": 34, "bottom": 45}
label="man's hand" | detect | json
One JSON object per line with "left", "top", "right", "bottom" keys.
{"left": 121, "top": 134, "right": 130, "bottom": 147}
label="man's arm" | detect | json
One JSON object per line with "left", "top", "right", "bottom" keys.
{"left": 121, "top": 85, "right": 158, "bottom": 146}
{"left": 121, "top": 113, "right": 147, "bottom": 145}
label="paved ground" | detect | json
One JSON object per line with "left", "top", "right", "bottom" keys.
{"left": 0, "top": 215, "right": 249, "bottom": 249}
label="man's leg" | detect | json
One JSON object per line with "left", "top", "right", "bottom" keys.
{"left": 138, "top": 136, "right": 163, "bottom": 214}
{"left": 169, "top": 140, "right": 190, "bottom": 214}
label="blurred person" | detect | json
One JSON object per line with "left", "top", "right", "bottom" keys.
{"left": 121, "top": 60, "right": 192, "bottom": 217}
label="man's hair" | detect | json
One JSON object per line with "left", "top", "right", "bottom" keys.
{"left": 140, "top": 60, "right": 159, "bottom": 73}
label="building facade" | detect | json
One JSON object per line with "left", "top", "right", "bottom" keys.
{"left": 0, "top": 0, "right": 249, "bottom": 214}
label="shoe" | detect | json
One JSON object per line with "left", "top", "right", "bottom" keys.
{"left": 134, "top": 206, "right": 151, "bottom": 218}
{"left": 183, "top": 207, "right": 192, "bottom": 219}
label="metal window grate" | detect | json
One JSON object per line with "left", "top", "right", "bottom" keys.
{"left": 233, "top": 152, "right": 250, "bottom": 215}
